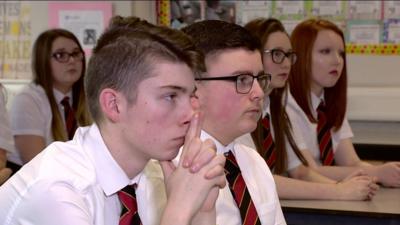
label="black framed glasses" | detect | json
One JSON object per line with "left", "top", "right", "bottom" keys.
{"left": 52, "top": 51, "right": 84, "bottom": 63}
{"left": 264, "top": 49, "right": 297, "bottom": 65}
{"left": 195, "top": 72, "right": 271, "bottom": 94}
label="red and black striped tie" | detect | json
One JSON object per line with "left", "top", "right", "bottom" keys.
{"left": 261, "top": 113, "right": 276, "bottom": 170}
{"left": 317, "top": 102, "right": 335, "bottom": 165}
{"left": 60, "top": 97, "right": 77, "bottom": 140}
{"left": 118, "top": 184, "right": 142, "bottom": 225}
{"left": 224, "top": 151, "right": 261, "bottom": 225}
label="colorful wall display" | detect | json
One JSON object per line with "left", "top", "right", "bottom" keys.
{"left": 157, "top": 0, "right": 400, "bottom": 55}
{"left": 48, "top": 1, "right": 112, "bottom": 56}
{"left": 0, "top": 1, "right": 32, "bottom": 80}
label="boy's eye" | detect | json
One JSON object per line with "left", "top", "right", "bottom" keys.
{"left": 165, "top": 93, "right": 177, "bottom": 101}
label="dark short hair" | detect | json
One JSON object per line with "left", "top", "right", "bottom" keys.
{"left": 181, "top": 20, "right": 261, "bottom": 57}
{"left": 85, "top": 20, "right": 205, "bottom": 124}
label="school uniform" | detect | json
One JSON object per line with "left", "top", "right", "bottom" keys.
{"left": 0, "top": 124, "right": 159, "bottom": 225}
{"left": 9, "top": 83, "right": 72, "bottom": 165}
{"left": 142, "top": 130, "right": 286, "bottom": 225}
{"left": 237, "top": 97, "right": 304, "bottom": 172}
{"left": 0, "top": 88, "right": 19, "bottom": 174}
{"left": 285, "top": 92, "right": 353, "bottom": 165}
{"left": 0, "top": 89, "right": 15, "bottom": 155}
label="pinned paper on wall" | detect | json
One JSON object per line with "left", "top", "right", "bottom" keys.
{"left": 0, "top": 1, "right": 32, "bottom": 80}
{"left": 383, "top": 19, "right": 400, "bottom": 43}
{"left": 348, "top": 0, "right": 382, "bottom": 20}
{"left": 236, "top": 1, "right": 271, "bottom": 25}
{"left": 272, "top": 1, "right": 305, "bottom": 20}
{"left": 308, "top": 0, "right": 346, "bottom": 20}
{"left": 48, "top": 2, "right": 112, "bottom": 56}
{"left": 347, "top": 20, "right": 381, "bottom": 44}
{"left": 160, "top": 0, "right": 236, "bottom": 29}
{"left": 384, "top": 1, "right": 400, "bottom": 19}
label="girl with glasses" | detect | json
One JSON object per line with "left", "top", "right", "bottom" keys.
{"left": 287, "top": 18, "right": 400, "bottom": 188}
{"left": 8, "top": 29, "right": 91, "bottom": 169}
{"left": 241, "top": 17, "right": 379, "bottom": 200}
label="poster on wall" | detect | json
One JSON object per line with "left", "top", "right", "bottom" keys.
{"left": 347, "top": 20, "right": 381, "bottom": 44}
{"left": 383, "top": 19, "right": 400, "bottom": 43}
{"left": 0, "top": 1, "right": 32, "bottom": 80}
{"left": 235, "top": 1, "right": 271, "bottom": 26}
{"left": 384, "top": 1, "right": 400, "bottom": 19}
{"left": 272, "top": 1, "right": 305, "bottom": 20}
{"left": 48, "top": 1, "right": 112, "bottom": 55}
{"left": 156, "top": 0, "right": 400, "bottom": 55}
{"left": 158, "top": 0, "right": 236, "bottom": 29}
{"left": 348, "top": 0, "right": 382, "bottom": 20}
{"left": 308, "top": 1, "right": 346, "bottom": 20}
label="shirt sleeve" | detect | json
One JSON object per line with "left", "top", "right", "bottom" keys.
{"left": 336, "top": 117, "right": 353, "bottom": 140}
{"left": 285, "top": 107, "right": 308, "bottom": 170}
{"left": 0, "top": 91, "right": 14, "bottom": 153}
{"left": 14, "top": 181, "right": 93, "bottom": 225}
{"left": 10, "top": 92, "right": 47, "bottom": 137}
{"left": 332, "top": 117, "right": 354, "bottom": 150}
{"left": 274, "top": 199, "right": 287, "bottom": 225}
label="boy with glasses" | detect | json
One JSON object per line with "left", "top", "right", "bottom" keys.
{"left": 184, "top": 19, "right": 286, "bottom": 225}
{"left": 144, "top": 20, "right": 286, "bottom": 225}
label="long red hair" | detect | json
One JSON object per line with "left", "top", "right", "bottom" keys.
{"left": 289, "top": 18, "right": 347, "bottom": 131}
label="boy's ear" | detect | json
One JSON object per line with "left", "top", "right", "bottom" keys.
{"left": 99, "top": 88, "right": 122, "bottom": 123}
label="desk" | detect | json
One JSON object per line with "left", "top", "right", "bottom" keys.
{"left": 280, "top": 188, "right": 400, "bottom": 225}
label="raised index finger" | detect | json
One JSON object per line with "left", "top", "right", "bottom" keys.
{"left": 186, "top": 112, "right": 201, "bottom": 143}
{"left": 180, "top": 112, "right": 202, "bottom": 167}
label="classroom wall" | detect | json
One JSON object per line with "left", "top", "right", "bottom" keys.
{"left": 29, "top": 1, "right": 156, "bottom": 42}
{"left": 2, "top": 1, "right": 155, "bottom": 107}
{"left": 1, "top": 1, "right": 399, "bottom": 145}
{"left": 346, "top": 54, "right": 400, "bottom": 145}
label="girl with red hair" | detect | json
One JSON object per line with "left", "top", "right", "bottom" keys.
{"left": 242, "top": 18, "right": 378, "bottom": 200}
{"left": 287, "top": 18, "right": 400, "bottom": 188}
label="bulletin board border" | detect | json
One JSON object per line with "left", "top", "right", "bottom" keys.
{"left": 346, "top": 43, "right": 400, "bottom": 55}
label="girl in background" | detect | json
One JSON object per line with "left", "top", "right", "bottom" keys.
{"left": 287, "top": 18, "right": 400, "bottom": 188}
{"left": 9, "top": 28, "right": 91, "bottom": 167}
{"left": 242, "top": 18, "right": 378, "bottom": 199}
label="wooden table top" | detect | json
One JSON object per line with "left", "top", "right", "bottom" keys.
{"left": 280, "top": 187, "right": 400, "bottom": 217}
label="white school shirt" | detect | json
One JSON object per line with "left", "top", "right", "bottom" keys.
{"left": 285, "top": 92, "right": 353, "bottom": 165}
{"left": 0, "top": 124, "right": 157, "bottom": 225}
{"left": 0, "top": 88, "right": 15, "bottom": 154}
{"left": 237, "top": 97, "right": 303, "bottom": 172}
{"left": 211, "top": 132, "right": 286, "bottom": 225}
{"left": 9, "top": 83, "right": 71, "bottom": 165}
{"left": 142, "top": 130, "right": 286, "bottom": 225}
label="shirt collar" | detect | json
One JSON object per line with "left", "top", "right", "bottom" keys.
{"left": 83, "top": 124, "right": 143, "bottom": 196}
{"left": 200, "top": 130, "right": 235, "bottom": 155}
{"left": 311, "top": 90, "right": 325, "bottom": 112}
{"left": 262, "top": 96, "right": 271, "bottom": 118}
{"left": 53, "top": 88, "right": 73, "bottom": 104}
